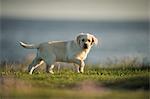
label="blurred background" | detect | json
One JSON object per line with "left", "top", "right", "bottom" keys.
{"left": 0, "top": 0, "right": 149, "bottom": 64}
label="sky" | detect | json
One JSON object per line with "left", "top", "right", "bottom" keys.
{"left": 1, "top": 0, "right": 149, "bottom": 21}
{"left": 0, "top": 0, "right": 149, "bottom": 63}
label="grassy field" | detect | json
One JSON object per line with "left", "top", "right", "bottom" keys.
{"left": 0, "top": 62, "right": 149, "bottom": 99}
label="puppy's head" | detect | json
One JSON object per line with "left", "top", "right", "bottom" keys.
{"left": 76, "top": 33, "right": 98, "bottom": 49}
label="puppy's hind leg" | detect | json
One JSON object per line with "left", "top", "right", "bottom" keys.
{"left": 44, "top": 54, "right": 56, "bottom": 74}
{"left": 46, "top": 64, "right": 55, "bottom": 74}
{"left": 28, "top": 57, "right": 43, "bottom": 74}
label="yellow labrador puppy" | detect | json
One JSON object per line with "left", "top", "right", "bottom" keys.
{"left": 19, "top": 33, "right": 98, "bottom": 74}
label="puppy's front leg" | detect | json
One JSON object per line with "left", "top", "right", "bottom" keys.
{"left": 73, "top": 59, "right": 85, "bottom": 73}
{"left": 79, "top": 60, "right": 85, "bottom": 73}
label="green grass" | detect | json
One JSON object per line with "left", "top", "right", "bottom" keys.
{"left": 0, "top": 64, "right": 149, "bottom": 99}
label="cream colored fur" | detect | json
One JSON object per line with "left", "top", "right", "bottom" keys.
{"left": 19, "top": 33, "right": 98, "bottom": 74}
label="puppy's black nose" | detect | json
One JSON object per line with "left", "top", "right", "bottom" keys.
{"left": 83, "top": 44, "right": 88, "bottom": 49}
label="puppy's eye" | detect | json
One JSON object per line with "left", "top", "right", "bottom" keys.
{"left": 88, "top": 39, "right": 91, "bottom": 42}
{"left": 82, "top": 39, "right": 85, "bottom": 42}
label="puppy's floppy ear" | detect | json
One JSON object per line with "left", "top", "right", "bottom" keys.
{"left": 91, "top": 35, "right": 98, "bottom": 45}
{"left": 76, "top": 33, "right": 84, "bottom": 45}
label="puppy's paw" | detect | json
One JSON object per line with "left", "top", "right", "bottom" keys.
{"left": 46, "top": 70, "right": 54, "bottom": 74}
{"left": 79, "top": 68, "right": 84, "bottom": 73}
{"left": 49, "top": 70, "right": 54, "bottom": 74}
{"left": 29, "top": 72, "right": 33, "bottom": 75}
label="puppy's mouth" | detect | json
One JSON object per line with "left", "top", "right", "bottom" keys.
{"left": 83, "top": 44, "right": 88, "bottom": 49}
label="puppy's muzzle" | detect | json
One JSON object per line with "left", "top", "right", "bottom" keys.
{"left": 83, "top": 44, "right": 88, "bottom": 49}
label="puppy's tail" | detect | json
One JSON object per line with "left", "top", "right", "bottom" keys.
{"left": 19, "top": 41, "right": 39, "bottom": 49}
